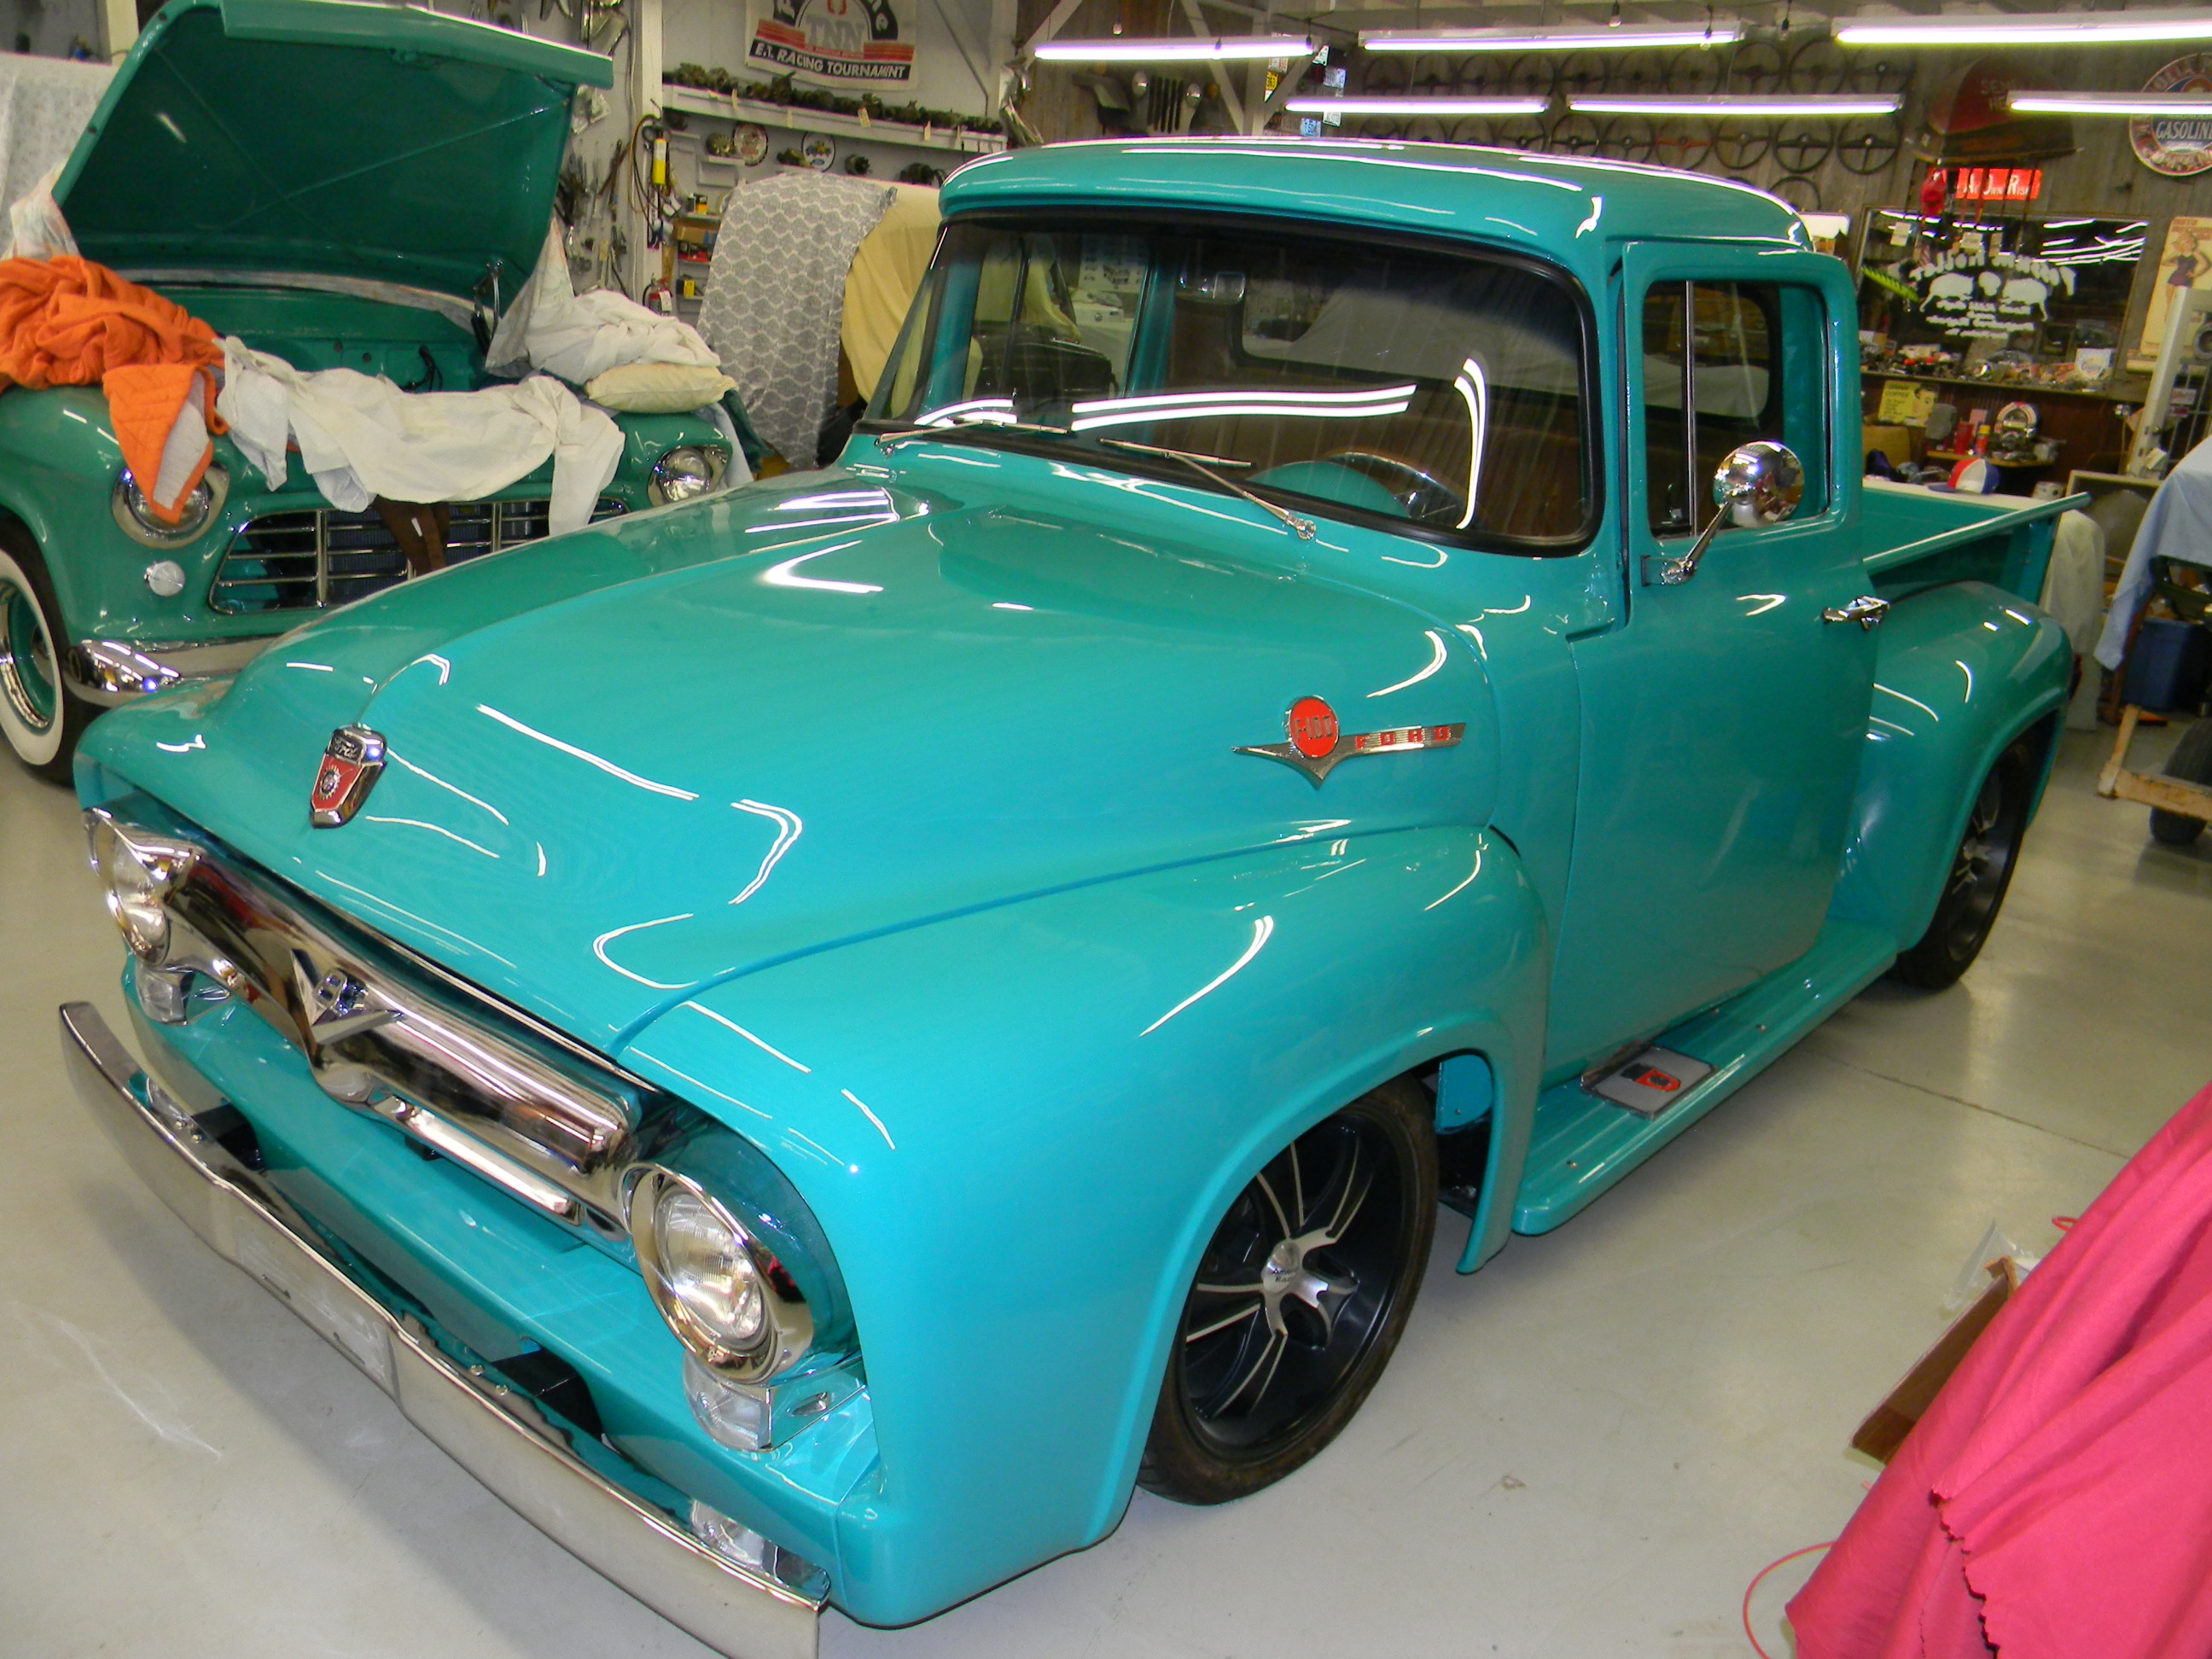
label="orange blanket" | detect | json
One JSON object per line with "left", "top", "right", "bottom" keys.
{"left": 0, "top": 256, "right": 224, "bottom": 520}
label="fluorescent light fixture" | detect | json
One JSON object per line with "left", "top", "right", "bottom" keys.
{"left": 1364, "top": 21, "right": 1743, "bottom": 52}
{"left": 1033, "top": 34, "right": 1311, "bottom": 61}
{"left": 1836, "top": 8, "right": 2212, "bottom": 46}
{"left": 1284, "top": 95, "right": 1551, "bottom": 116}
{"left": 1569, "top": 93, "right": 1902, "bottom": 116}
{"left": 2008, "top": 91, "right": 2212, "bottom": 116}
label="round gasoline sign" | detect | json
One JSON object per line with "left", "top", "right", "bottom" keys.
{"left": 2133, "top": 55, "right": 2212, "bottom": 177}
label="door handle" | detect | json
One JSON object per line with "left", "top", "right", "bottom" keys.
{"left": 1822, "top": 595, "right": 1891, "bottom": 630}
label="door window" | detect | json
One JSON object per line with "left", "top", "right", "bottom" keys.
{"left": 1642, "top": 281, "right": 1827, "bottom": 534}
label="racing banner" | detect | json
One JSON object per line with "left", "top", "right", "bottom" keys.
{"left": 748, "top": 0, "right": 915, "bottom": 85}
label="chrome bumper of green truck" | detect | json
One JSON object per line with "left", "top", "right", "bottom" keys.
{"left": 56, "top": 1000, "right": 824, "bottom": 1659}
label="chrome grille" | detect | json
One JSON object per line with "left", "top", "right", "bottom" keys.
{"left": 210, "top": 497, "right": 626, "bottom": 615}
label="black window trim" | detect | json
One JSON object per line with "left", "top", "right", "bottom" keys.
{"left": 859, "top": 207, "right": 1607, "bottom": 561}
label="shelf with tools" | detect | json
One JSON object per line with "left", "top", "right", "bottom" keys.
{"left": 659, "top": 82, "right": 1005, "bottom": 155}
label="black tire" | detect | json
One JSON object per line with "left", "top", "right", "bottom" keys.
{"left": 2149, "top": 719, "right": 2212, "bottom": 847}
{"left": 1139, "top": 1080, "right": 1437, "bottom": 1505}
{"left": 1891, "top": 731, "right": 2040, "bottom": 989}
{"left": 0, "top": 527, "right": 91, "bottom": 783}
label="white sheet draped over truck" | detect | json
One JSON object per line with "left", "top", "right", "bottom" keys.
{"left": 218, "top": 339, "right": 625, "bottom": 535}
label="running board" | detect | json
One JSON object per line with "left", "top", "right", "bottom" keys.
{"left": 1507, "top": 919, "right": 1897, "bottom": 1237}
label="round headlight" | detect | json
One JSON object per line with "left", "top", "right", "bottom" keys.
{"left": 112, "top": 466, "right": 227, "bottom": 549}
{"left": 649, "top": 445, "right": 727, "bottom": 505}
{"left": 659, "top": 1185, "right": 768, "bottom": 1347}
{"left": 630, "top": 1166, "right": 812, "bottom": 1381}
{"left": 84, "top": 812, "right": 200, "bottom": 963}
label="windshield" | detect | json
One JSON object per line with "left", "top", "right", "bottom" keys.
{"left": 867, "top": 218, "right": 1592, "bottom": 547}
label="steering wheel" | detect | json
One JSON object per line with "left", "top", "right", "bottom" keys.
{"left": 1311, "top": 451, "right": 1470, "bottom": 527}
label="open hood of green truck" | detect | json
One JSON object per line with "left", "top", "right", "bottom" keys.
{"left": 55, "top": 0, "right": 611, "bottom": 301}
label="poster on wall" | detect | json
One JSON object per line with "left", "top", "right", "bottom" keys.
{"left": 748, "top": 0, "right": 914, "bottom": 84}
{"left": 2136, "top": 217, "right": 2212, "bottom": 366}
{"left": 2133, "top": 55, "right": 2212, "bottom": 177}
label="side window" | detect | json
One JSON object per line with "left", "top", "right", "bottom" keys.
{"left": 1643, "top": 280, "right": 1827, "bottom": 535}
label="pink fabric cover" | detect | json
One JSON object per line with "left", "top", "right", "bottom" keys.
{"left": 1790, "top": 1079, "right": 2212, "bottom": 1659}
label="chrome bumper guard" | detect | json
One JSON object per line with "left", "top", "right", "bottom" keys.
{"left": 64, "top": 636, "right": 278, "bottom": 706}
{"left": 59, "top": 1001, "right": 824, "bottom": 1659}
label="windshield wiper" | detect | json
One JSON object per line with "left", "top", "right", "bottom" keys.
{"left": 874, "top": 416, "right": 1074, "bottom": 450}
{"left": 1099, "top": 439, "right": 1318, "bottom": 541}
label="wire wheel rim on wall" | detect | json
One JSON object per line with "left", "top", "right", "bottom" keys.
{"left": 1409, "top": 51, "right": 1454, "bottom": 96}
{"left": 1450, "top": 55, "right": 1503, "bottom": 96}
{"left": 1507, "top": 51, "right": 1559, "bottom": 100}
{"left": 1494, "top": 113, "right": 1550, "bottom": 152}
{"left": 1557, "top": 54, "right": 1613, "bottom": 101}
{"left": 1770, "top": 174, "right": 1824, "bottom": 214}
{"left": 1653, "top": 117, "right": 1714, "bottom": 171}
{"left": 1712, "top": 122, "right": 1772, "bottom": 170}
{"left": 1786, "top": 34, "right": 1849, "bottom": 94}
{"left": 1611, "top": 52, "right": 1670, "bottom": 100}
{"left": 1547, "top": 111, "right": 1604, "bottom": 157}
{"left": 1726, "top": 38, "right": 1785, "bottom": 93}
{"left": 1836, "top": 115, "right": 1904, "bottom": 175}
{"left": 1667, "top": 44, "right": 1724, "bottom": 95}
{"left": 1848, "top": 53, "right": 1912, "bottom": 95}
{"left": 1773, "top": 123, "right": 1836, "bottom": 174}
{"left": 1602, "top": 114, "right": 1657, "bottom": 163}
{"left": 1361, "top": 55, "right": 1410, "bottom": 96}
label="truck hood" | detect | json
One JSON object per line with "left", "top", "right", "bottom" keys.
{"left": 87, "top": 471, "right": 1496, "bottom": 1048}
{"left": 57, "top": 0, "right": 609, "bottom": 300}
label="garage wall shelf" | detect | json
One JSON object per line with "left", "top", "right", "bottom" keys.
{"left": 660, "top": 82, "right": 1008, "bottom": 154}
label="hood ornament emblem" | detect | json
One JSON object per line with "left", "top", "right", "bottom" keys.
{"left": 310, "top": 725, "right": 387, "bottom": 827}
{"left": 1236, "top": 696, "right": 1464, "bottom": 786}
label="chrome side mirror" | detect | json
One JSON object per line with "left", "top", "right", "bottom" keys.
{"left": 1656, "top": 439, "right": 1805, "bottom": 585}
{"left": 1714, "top": 440, "right": 1804, "bottom": 528}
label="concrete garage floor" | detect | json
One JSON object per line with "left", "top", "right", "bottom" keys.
{"left": 3, "top": 724, "right": 2208, "bottom": 1658}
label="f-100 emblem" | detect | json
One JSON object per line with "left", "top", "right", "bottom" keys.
{"left": 1236, "top": 696, "right": 1464, "bottom": 786}
{"left": 310, "top": 725, "right": 387, "bottom": 828}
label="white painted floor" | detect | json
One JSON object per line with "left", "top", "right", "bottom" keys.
{"left": 3, "top": 725, "right": 2207, "bottom": 1658}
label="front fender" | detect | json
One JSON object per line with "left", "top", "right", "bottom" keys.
{"left": 1831, "top": 580, "right": 2067, "bottom": 949}
{"left": 616, "top": 823, "right": 1548, "bottom": 1625}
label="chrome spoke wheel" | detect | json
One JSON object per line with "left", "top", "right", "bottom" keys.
{"left": 1173, "top": 1109, "right": 1409, "bottom": 1458}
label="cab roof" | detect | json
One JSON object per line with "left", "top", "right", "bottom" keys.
{"left": 940, "top": 137, "right": 1808, "bottom": 267}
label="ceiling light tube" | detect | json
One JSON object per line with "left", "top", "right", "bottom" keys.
{"left": 1569, "top": 93, "right": 1902, "bottom": 116}
{"left": 1835, "top": 9, "right": 2212, "bottom": 46}
{"left": 1364, "top": 21, "right": 1743, "bottom": 52}
{"left": 2007, "top": 91, "right": 2212, "bottom": 116}
{"left": 1285, "top": 95, "right": 1551, "bottom": 116}
{"left": 1033, "top": 34, "right": 1312, "bottom": 61}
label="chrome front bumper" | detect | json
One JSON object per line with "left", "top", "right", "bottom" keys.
{"left": 63, "top": 637, "right": 278, "bottom": 706}
{"left": 58, "top": 1001, "right": 824, "bottom": 1659}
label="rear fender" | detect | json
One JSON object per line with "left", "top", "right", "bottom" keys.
{"left": 618, "top": 824, "right": 1548, "bottom": 1626}
{"left": 1831, "top": 580, "right": 2068, "bottom": 949}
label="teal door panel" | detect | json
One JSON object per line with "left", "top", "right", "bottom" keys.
{"left": 1544, "top": 240, "right": 1877, "bottom": 1074}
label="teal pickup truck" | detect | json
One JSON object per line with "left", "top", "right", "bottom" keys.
{"left": 0, "top": 0, "right": 731, "bottom": 778}
{"left": 60, "top": 139, "right": 2078, "bottom": 1655}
